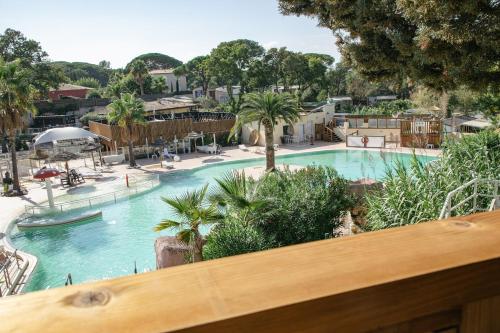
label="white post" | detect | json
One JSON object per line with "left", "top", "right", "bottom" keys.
{"left": 46, "top": 179, "right": 55, "bottom": 208}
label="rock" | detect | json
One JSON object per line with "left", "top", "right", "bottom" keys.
{"left": 154, "top": 236, "right": 191, "bottom": 269}
{"left": 348, "top": 178, "right": 382, "bottom": 199}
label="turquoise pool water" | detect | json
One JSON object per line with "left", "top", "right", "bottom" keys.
{"left": 10, "top": 150, "right": 435, "bottom": 292}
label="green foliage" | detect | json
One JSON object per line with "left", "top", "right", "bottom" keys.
{"left": 253, "top": 166, "right": 354, "bottom": 246}
{"left": 207, "top": 39, "right": 265, "bottom": 112}
{"left": 278, "top": 0, "right": 499, "bottom": 93}
{"left": 203, "top": 218, "right": 274, "bottom": 260}
{"left": 155, "top": 185, "right": 224, "bottom": 262}
{"left": 79, "top": 112, "right": 107, "bottom": 126}
{"left": 129, "top": 60, "right": 149, "bottom": 95}
{"left": 151, "top": 76, "right": 167, "bottom": 94}
{"left": 196, "top": 96, "right": 218, "bottom": 110}
{"left": 366, "top": 131, "right": 500, "bottom": 230}
{"left": 352, "top": 99, "right": 414, "bottom": 115}
{"left": 74, "top": 77, "right": 100, "bottom": 89}
{"left": 126, "top": 53, "right": 182, "bottom": 71}
{"left": 184, "top": 55, "right": 211, "bottom": 93}
{"left": 85, "top": 89, "right": 102, "bottom": 99}
{"left": 0, "top": 58, "right": 37, "bottom": 192}
{"left": 0, "top": 29, "right": 65, "bottom": 97}
{"left": 473, "top": 93, "right": 500, "bottom": 127}
{"left": 52, "top": 61, "right": 112, "bottom": 86}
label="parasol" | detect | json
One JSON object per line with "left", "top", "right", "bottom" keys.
{"left": 33, "top": 168, "right": 61, "bottom": 208}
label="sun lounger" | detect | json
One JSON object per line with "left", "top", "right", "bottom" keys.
{"left": 196, "top": 144, "right": 218, "bottom": 154}
{"left": 103, "top": 154, "right": 125, "bottom": 165}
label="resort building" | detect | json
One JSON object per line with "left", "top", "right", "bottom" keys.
{"left": 192, "top": 87, "right": 216, "bottom": 99}
{"left": 149, "top": 69, "right": 187, "bottom": 93}
{"left": 324, "top": 96, "right": 353, "bottom": 113}
{"left": 215, "top": 86, "right": 241, "bottom": 103}
{"left": 367, "top": 95, "right": 398, "bottom": 105}
{"left": 89, "top": 99, "right": 235, "bottom": 153}
{"left": 48, "top": 83, "right": 92, "bottom": 101}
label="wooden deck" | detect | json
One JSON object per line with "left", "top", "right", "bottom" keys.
{"left": 1, "top": 211, "right": 500, "bottom": 332}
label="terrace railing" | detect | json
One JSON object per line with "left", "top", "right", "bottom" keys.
{"left": 0, "top": 249, "right": 29, "bottom": 297}
{"left": 1, "top": 211, "right": 500, "bottom": 332}
{"left": 439, "top": 178, "right": 499, "bottom": 220}
{"left": 24, "top": 174, "right": 161, "bottom": 216}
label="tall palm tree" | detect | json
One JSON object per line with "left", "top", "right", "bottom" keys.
{"left": 129, "top": 60, "right": 148, "bottom": 95}
{"left": 154, "top": 185, "right": 223, "bottom": 262}
{"left": 0, "top": 59, "right": 36, "bottom": 195}
{"left": 107, "top": 93, "right": 145, "bottom": 167}
{"left": 232, "top": 92, "right": 299, "bottom": 170}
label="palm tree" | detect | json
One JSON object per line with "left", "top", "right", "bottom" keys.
{"left": 129, "top": 60, "right": 148, "bottom": 95}
{"left": 0, "top": 59, "right": 36, "bottom": 195}
{"left": 232, "top": 92, "right": 299, "bottom": 170}
{"left": 155, "top": 185, "right": 223, "bottom": 262}
{"left": 107, "top": 93, "right": 145, "bottom": 167}
{"left": 210, "top": 170, "right": 267, "bottom": 225}
{"left": 151, "top": 76, "right": 167, "bottom": 94}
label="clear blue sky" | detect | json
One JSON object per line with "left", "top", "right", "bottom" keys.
{"left": 0, "top": 0, "right": 339, "bottom": 68}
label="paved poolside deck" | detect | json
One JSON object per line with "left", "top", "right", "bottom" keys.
{"left": 0, "top": 142, "right": 441, "bottom": 293}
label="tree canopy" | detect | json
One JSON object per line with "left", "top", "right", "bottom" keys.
{"left": 125, "top": 53, "right": 182, "bottom": 71}
{"left": 278, "top": 0, "right": 500, "bottom": 93}
{"left": 0, "top": 28, "right": 65, "bottom": 97}
{"left": 52, "top": 61, "right": 113, "bottom": 86}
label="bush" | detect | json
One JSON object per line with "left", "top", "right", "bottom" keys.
{"left": 366, "top": 131, "right": 500, "bottom": 230}
{"left": 253, "top": 166, "right": 354, "bottom": 246}
{"left": 203, "top": 218, "right": 274, "bottom": 260}
{"left": 74, "top": 77, "right": 101, "bottom": 89}
{"left": 86, "top": 89, "right": 102, "bottom": 99}
{"left": 79, "top": 113, "right": 107, "bottom": 126}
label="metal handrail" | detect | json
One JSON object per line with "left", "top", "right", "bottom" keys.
{"left": 25, "top": 174, "right": 161, "bottom": 215}
{"left": 0, "top": 249, "right": 24, "bottom": 297}
{"left": 439, "top": 178, "right": 499, "bottom": 219}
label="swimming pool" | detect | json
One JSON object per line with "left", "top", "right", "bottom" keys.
{"left": 10, "top": 150, "right": 435, "bottom": 292}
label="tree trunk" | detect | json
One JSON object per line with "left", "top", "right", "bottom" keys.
{"left": 264, "top": 124, "right": 275, "bottom": 171}
{"left": 9, "top": 131, "right": 21, "bottom": 194}
{"left": 440, "top": 88, "right": 450, "bottom": 118}
{"left": 127, "top": 127, "right": 135, "bottom": 167}
{"left": 139, "top": 83, "right": 144, "bottom": 96}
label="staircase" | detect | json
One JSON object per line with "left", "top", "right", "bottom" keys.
{"left": 323, "top": 121, "right": 343, "bottom": 142}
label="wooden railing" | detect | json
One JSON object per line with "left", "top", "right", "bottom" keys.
{"left": 1, "top": 211, "right": 500, "bottom": 332}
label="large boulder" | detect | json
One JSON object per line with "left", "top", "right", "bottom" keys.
{"left": 154, "top": 236, "right": 191, "bottom": 269}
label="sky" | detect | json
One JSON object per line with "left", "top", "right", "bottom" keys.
{"left": 0, "top": 0, "right": 340, "bottom": 68}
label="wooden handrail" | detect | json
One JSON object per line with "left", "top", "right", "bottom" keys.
{"left": 1, "top": 211, "right": 500, "bottom": 332}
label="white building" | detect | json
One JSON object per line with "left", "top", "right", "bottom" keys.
{"left": 241, "top": 110, "right": 326, "bottom": 146}
{"left": 149, "top": 69, "right": 187, "bottom": 93}
{"left": 367, "top": 95, "right": 397, "bottom": 105}
{"left": 215, "top": 86, "right": 241, "bottom": 103}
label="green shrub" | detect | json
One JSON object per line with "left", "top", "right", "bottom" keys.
{"left": 203, "top": 218, "right": 274, "bottom": 260}
{"left": 253, "top": 166, "right": 354, "bottom": 246}
{"left": 366, "top": 131, "right": 500, "bottom": 230}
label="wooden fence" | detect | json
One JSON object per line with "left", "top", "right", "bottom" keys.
{"left": 1, "top": 211, "right": 500, "bottom": 332}
{"left": 400, "top": 120, "right": 443, "bottom": 148}
{"left": 89, "top": 117, "right": 235, "bottom": 150}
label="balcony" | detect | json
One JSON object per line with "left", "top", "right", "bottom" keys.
{"left": 1, "top": 210, "right": 499, "bottom": 332}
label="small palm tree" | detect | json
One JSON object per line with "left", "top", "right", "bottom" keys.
{"left": 0, "top": 59, "right": 36, "bottom": 195}
{"left": 107, "top": 93, "right": 145, "bottom": 167}
{"left": 152, "top": 76, "right": 167, "bottom": 94}
{"left": 232, "top": 92, "right": 299, "bottom": 170}
{"left": 155, "top": 185, "right": 223, "bottom": 262}
{"left": 129, "top": 60, "right": 148, "bottom": 95}
{"left": 210, "top": 170, "right": 267, "bottom": 225}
